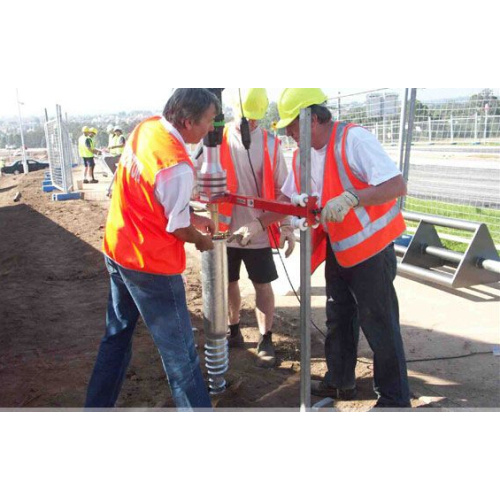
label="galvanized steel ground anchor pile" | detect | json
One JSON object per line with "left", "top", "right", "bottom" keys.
{"left": 197, "top": 89, "right": 230, "bottom": 395}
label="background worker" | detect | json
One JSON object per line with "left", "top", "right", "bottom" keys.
{"left": 214, "top": 88, "right": 296, "bottom": 368}
{"left": 85, "top": 88, "right": 220, "bottom": 410}
{"left": 278, "top": 88, "right": 411, "bottom": 408}
{"left": 106, "top": 124, "right": 114, "bottom": 149}
{"left": 106, "top": 126, "right": 126, "bottom": 174}
{"left": 78, "top": 126, "right": 101, "bottom": 184}
{"left": 109, "top": 126, "right": 126, "bottom": 159}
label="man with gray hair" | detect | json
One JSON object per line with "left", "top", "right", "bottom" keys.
{"left": 278, "top": 88, "right": 410, "bottom": 409}
{"left": 85, "top": 89, "right": 220, "bottom": 410}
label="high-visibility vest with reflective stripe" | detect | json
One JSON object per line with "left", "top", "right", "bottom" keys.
{"left": 112, "top": 134, "right": 125, "bottom": 156}
{"left": 292, "top": 122, "right": 406, "bottom": 271}
{"left": 103, "top": 116, "right": 194, "bottom": 275}
{"left": 78, "top": 134, "right": 94, "bottom": 158}
{"left": 218, "top": 127, "right": 281, "bottom": 248}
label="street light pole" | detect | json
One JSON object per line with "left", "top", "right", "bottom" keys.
{"left": 16, "top": 88, "right": 28, "bottom": 174}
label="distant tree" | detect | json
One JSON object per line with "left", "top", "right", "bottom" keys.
{"left": 415, "top": 100, "right": 430, "bottom": 119}
{"left": 470, "top": 88, "right": 499, "bottom": 115}
{"left": 260, "top": 102, "right": 280, "bottom": 132}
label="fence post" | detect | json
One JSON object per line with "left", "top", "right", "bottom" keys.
{"left": 400, "top": 88, "right": 417, "bottom": 210}
{"left": 428, "top": 116, "right": 432, "bottom": 143}
{"left": 450, "top": 114, "right": 454, "bottom": 142}
{"left": 398, "top": 89, "right": 409, "bottom": 172}
{"left": 484, "top": 106, "right": 489, "bottom": 140}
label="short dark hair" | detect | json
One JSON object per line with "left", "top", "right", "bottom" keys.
{"left": 163, "top": 88, "right": 221, "bottom": 129}
{"left": 309, "top": 104, "right": 332, "bottom": 124}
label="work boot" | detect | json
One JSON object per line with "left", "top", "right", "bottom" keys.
{"left": 256, "top": 332, "right": 276, "bottom": 368}
{"left": 311, "top": 380, "right": 357, "bottom": 400}
{"left": 227, "top": 324, "right": 244, "bottom": 348}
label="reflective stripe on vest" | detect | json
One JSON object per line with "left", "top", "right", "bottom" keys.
{"left": 78, "top": 134, "right": 93, "bottom": 158}
{"left": 218, "top": 127, "right": 281, "bottom": 247}
{"left": 103, "top": 116, "right": 194, "bottom": 275}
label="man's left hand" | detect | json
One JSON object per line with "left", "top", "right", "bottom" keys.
{"left": 321, "top": 191, "right": 359, "bottom": 224}
{"left": 192, "top": 213, "right": 215, "bottom": 236}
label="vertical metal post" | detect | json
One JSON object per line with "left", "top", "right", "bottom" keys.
{"left": 337, "top": 92, "right": 341, "bottom": 121}
{"left": 450, "top": 114, "right": 454, "bottom": 142}
{"left": 398, "top": 88, "right": 409, "bottom": 172}
{"left": 428, "top": 116, "right": 432, "bottom": 143}
{"left": 484, "top": 106, "right": 489, "bottom": 140}
{"left": 299, "top": 108, "right": 312, "bottom": 412}
{"left": 16, "top": 88, "right": 28, "bottom": 174}
{"left": 474, "top": 112, "right": 478, "bottom": 140}
{"left": 56, "top": 105, "right": 68, "bottom": 193}
{"left": 400, "top": 88, "right": 417, "bottom": 210}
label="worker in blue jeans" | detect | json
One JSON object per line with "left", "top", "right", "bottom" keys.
{"left": 85, "top": 257, "right": 212, "bottom": 409}
{"left": 85, "top": 89, "right": 220, "bottom": 410}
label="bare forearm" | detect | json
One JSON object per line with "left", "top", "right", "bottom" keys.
{"left": 173, "top": 225, "right": 204, "bottom": 245}
{"left": 353, "top": 175, "right": 407, "bottom": 207}
{"left": 258, "top": 194, "right": 292, "bottom": 228}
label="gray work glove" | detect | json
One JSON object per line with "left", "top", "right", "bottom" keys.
{"left": 321, "top": 191, "right": 360, "bottom": 224}
{"left": 227, "top": 219, "right": 265, "bottom": 247}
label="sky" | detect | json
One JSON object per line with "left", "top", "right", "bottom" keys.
{"left": 1, "top": 2, "right": 495, "bottom": 120}
{"left": 0, "top": 86, "right": 494, "bottom": 120}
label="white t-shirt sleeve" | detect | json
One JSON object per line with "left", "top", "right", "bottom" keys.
{"left": 281, "top": 168, "right": 299, "bottom": 199}
{"left": 154, "top": 163, "right": 194, "bottom": 233}
{"left": 346, "top": 127, "right": 402, "bottom": 186}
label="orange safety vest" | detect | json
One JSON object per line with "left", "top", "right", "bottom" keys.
{"left": 292, "top": 122, "right": 406, "bottom": 272}
{"left": 103, "top": 116, "right": 194, "bottom": 275}
{"left": 218, "top": 127, "right": 281, "bottom": 248}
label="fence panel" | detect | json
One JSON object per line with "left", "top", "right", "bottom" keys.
{"left": 44, "top": 106, "right": 75, "bottom": 193}
{"left": 404, "top": 88, "right": 500, "bottom": 247}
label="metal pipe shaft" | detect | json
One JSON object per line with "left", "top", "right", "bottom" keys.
{"left": 403, "top": 211, "right": 481, "bottom": 232}
{"left": 299, "top": 108, "right": 312, "bottom": 412}
{"left": 201, "top": 239, "right": 229, "bottom": 394}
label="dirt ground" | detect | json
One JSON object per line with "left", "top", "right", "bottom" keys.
{"left": 0, "top": 169, "right": 425, "bottom": 411}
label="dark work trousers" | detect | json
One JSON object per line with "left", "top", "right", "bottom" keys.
{"left": 324, "top": 241, "right": 411, "bottom": 407}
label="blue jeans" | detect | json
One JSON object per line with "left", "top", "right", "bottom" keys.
{"left": 324, "top": 242, "right": 411, "bottom": 407}
{"left": 85, "top": 257, "right": 212, "bottom": 411}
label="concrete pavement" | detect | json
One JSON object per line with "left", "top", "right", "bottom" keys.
{"left": 236, "top": 242, "right": 500, "bottom": 409}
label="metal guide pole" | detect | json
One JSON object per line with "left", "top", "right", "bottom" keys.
{"left": 397, "top": 88, "right": 409, "bottom": 173}
{"left": 400, "top": 89, "right": 417, "bottom": 209}
{"left": 299, "top": 108, "right": 312, "bottom": 412}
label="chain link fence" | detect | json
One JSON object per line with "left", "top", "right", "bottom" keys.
{"left": 320, "top": 88, "right": 500, "bottom": 247}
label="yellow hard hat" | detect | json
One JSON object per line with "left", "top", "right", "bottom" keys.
{"left": 82, "top": 126, "right": 90, "bottom": 133}
{"left": 90, "top": 127, "right": 98, "bottom": 135}
{"left": 242, "top": 88, "right": 269, "bottom": 120}
{"left": 276, "top": 88, "right": 328, "bottom": 129}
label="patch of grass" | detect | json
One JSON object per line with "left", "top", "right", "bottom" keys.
{"left": 404, "top": 197, "right": 500, "bottom": 249}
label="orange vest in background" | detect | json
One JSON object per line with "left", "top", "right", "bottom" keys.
{"left": 292, "top": 122, "right": 406, "bottom": 272}
{"left": 219, "top": 127, "right": 281, "bottom": 248}
{"left": 103, "top": 116, "right": 194, "bottom": 275}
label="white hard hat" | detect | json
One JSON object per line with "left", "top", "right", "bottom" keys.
{"left": 113, "top": 126, "right": 122, "bottom": 132}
